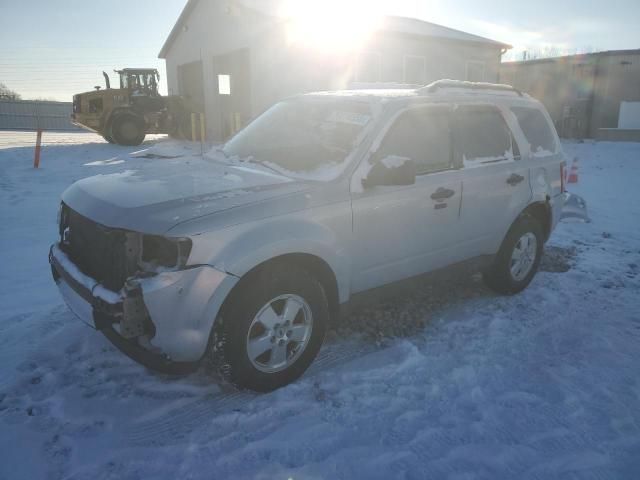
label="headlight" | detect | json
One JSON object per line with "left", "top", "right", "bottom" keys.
{"left": 57, "top": 202, "right": 69, "bottom": 239}
{"left": 139, "top": 235, "right": 192, "bottom": 271}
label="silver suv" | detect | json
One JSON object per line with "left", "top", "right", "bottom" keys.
{"left": 50, "top": 80, "right": 566, "bottom": 391}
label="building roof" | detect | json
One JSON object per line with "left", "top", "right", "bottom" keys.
{"left": 158, "top": 0, "right": 198, "bottom": 59}
{"left": 379, "top": 16, "right": 510, "bottom": 49}
{"left": 502, "top": 48, "right": 640, "bottom": 67}
{"left": 159, "top": 0, "right": 510, "bottom": 58}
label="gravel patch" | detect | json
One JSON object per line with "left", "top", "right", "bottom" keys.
{"left": 335, "top": 262, "right": 491, "bottom": 344}
{"left": 540, "top": 245, "right": 578, "bottom": 273}
{"left": 335, "top": 245, "right": 578, "bottom": 343}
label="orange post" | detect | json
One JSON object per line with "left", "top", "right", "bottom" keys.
{"left": 33, "top": 129, "right": 43, "bottom": 168}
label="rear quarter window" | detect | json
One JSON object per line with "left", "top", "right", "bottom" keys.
{"left": 511, "top": 106, "right": 557, "bottom": 156}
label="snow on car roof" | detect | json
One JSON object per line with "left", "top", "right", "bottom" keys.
{"left": 305, "top": 89, "right": 418, "bottom": 99}
{"left": 305, "top": 80, "right": 533, "bottom": 102}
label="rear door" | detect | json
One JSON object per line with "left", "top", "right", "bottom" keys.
{"left": 453, "top": 104, "right": 532, "bottom": 257}
{"left": 350, "top": 104, "right": 464, "bottom": 293}
{"left": 511, "top": 105, "right": 565, "bottom": 230}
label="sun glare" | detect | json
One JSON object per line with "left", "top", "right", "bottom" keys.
{"left": 281, "top": 0, "right": 384, "bottom": 53}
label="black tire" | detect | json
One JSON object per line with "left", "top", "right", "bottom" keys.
{"left": 483, "top": 215, "right": 544, "bottom": 295}
{"left": 211, "top": 264, "right": 328, "bottom": 392}
{"left": 110, "top": 114, "right": 146, "bottom": 146}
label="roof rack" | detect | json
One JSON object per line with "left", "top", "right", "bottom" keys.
{"left": 419, "top": 79, "right": 524, "bottom": 97}
{"left": 348, "top": 82, "right": 424, "bottom": 90}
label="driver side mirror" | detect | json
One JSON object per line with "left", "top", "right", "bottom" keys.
{"left": 362, "top": 155, "right": 417, "bottom": 189}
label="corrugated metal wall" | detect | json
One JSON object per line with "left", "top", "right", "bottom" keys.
{"left": 500, "top": 50, "right": 640, "bottom": 138}
{"left": 0, "top": 100, "right": 80, "bottom": 131}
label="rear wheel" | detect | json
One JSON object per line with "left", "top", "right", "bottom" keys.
{"left": 483, "top": 215, "right": 544, "bottom": 295}
{"left": 211, "top": 264, "right": 328, "bottom": 392}
{"left": 110, "top": 114, "right": 146, "bottom": 146}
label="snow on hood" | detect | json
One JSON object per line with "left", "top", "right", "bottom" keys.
{"left": 61, "top": 156, "right": 307, "bottom": 235}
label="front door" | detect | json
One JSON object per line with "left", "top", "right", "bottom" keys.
{"left": 350, "top": 104, "right": 463, "bottom": 293}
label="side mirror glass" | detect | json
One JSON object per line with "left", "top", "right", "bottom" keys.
{"left": 362, "top": 155, "right": 417, "bottom": 188}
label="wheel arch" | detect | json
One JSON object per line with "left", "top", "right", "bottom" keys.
{"left": 219, "top": 253, "right": 341, "bottom": 325}
{"left": 520, "top": 200, "right": 552, "bottom": 242}
{"left": 495, "top": 200, "right": 552, "bottom": 256}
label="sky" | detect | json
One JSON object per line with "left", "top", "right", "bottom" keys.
{"left": 1, "top": 0, "right": 639, "bottom": 101}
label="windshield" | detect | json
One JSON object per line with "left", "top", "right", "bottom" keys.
{"left": 222, "top": 97, "right": 373, "bottom": 176}
{"left": 119, "top": 72, "right": 159, "bottom": 94}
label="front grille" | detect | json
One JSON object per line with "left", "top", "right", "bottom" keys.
{"left": 60, "top": 204, "right": 130, "bottom": 291}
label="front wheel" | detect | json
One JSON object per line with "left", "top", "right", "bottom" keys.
{"left": 483, "top": 215, "right": 544, "bottom": 295}
{"left": 211, "top": 265, "right": 328, "bottom": 392}
{"left": 110, "top": 115, "right": 146, "bottom": 146}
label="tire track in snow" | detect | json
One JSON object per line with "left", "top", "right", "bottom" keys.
{"left": 126, "top": 390, "right": 253, "bottom": 445}
{"left": 125, "top": 340, "right": 375, "bottom": 446}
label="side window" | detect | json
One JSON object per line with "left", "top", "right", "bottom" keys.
{"left": 374, "top": 106, "right": 452, "bottom": 175}
{"left": 511, "top": 106, "right": 557, "bottom": 156}
{"left": 453, "top": 105, "right": 516, "bottom": 167}
{"left": 218, "top": 74, "right": 231, "bottom": 95}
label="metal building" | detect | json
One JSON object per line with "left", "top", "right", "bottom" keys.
{"left": 0, "top": 100, "right": 78, "bottom": 131}
{"left": 500, "top": 49, "right": 640, "bottom": 140}
{"left": 159, "top": 0, "right": 510, "bottom": 141}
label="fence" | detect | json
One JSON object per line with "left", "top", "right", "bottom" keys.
{"left": 0, "top": 100, "right": 80, "bottom": 131}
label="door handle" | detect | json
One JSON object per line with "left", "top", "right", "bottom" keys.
{"left": 430, "top": 187, "right": 455, "bottom": 200}
{"left": 506, "top": 173, "right": 525, "bottom": 186}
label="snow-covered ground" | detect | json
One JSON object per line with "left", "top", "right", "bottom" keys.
{"left": 0, "top": 131, "right": 639, "bottom": 480}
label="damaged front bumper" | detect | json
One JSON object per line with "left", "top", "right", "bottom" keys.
{"left": 49, "top": 243, "right": 238, "bottom": 373}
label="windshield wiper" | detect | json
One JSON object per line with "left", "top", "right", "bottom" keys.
{"left": 245, "top": 158, "right": 283, "bottom": 175}
{"left": 205, "top": 147, "right": 232, "bottom": 165}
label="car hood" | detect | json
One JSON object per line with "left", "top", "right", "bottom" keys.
{"left": 62, "top": 158, "right": 311, "bottom": 234}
